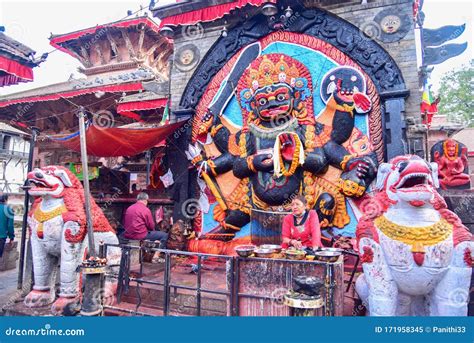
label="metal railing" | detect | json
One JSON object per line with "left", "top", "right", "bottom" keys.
{"left": 105, "top": 243, "right": 235, "bottom": 316}
{"left": 103, "top": 242, "right": 346, "bottom": 317}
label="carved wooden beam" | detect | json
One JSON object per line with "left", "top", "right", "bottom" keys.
{"left": 106, "top": 31, "right": 122, "bottom": 62}
{"left": 94, "top": 43, "right": 106, "bottom": 65}
{"left": 44, "top": 103, "right": 70, "bottom": 129}
{"left": 145, "top": 43, "right": 161, "bottom": 59}
{"left": 151, "top": 50, "right": 166, "bottom": 69}
{"left": 79, "top": 46, "right": 92, "bottom": 67}
{"left": 152, "top": 50, "right": 172, "bottom": 71}
{"left": 120, "top": 28, "right": 136, "bottom": 58}
{"left": 151, "top": 52, "right": 171, "bottom": 81}
{"left": 58, "top": 42, "right": 89, "bottom": 67}
{"left": 145, "top": 38, "right": 169, "bottom": 59}
{"left": 137, "top": 28, "right": 145, "bottom": 58}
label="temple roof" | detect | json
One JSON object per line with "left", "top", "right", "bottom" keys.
{"left": 0, "top": 32, "right": 46, "bottom": 87}
{"left": 0, "top": 122, "right": 28, "bottom": 136}
{"left": 47, "top": 15, "right": 172, "bottom": 77}
{"left": 152, "top": 0, "right": 276, "bottom": 28}
{"left": 0, "top": 32, "right": 36, "bottom": 66}
{"left": 50, "top": 16, "right": 162, "bottom": 51}
{"left": 0, "top": 68, "right": 156, "bottom": 107}
{"left": 453, "top": 128, "right": 474, "bottom": 153}
{"left": 118, "top": 90, "right": 166, "bottom": 104}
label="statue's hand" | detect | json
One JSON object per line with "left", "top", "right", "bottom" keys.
{"left": 252, "top": 153, "right": 274, "bottom": 172}
{"left": 279, "top": 133, "right": 296, "bottom": 162}
{"left": 345, "top": 156, "right": 376, "bottom": 180}
{"left": 339, "top": 173, "right": 366, "bottom": 197}
{"left": 339, "top": 156, "right": 376, "bottom": 197}
{"left": 353, "top": 92, "right": 371, "bottom": 113}
{"left": 185, "top": 144, "right": 204, "bottom": 169}
{"left": 452, "top": 168, "right": 462, "bottom": 175}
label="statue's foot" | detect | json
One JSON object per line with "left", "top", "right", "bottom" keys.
{"left": 24, "top": 290, "right": 54, "bottom": 308}
{"left": 51, "top": 296, "right": 80, "bottom": 316}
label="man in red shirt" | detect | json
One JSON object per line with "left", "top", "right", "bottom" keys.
{"left": 123, "top": 192, "right": 168, "bottom": 248}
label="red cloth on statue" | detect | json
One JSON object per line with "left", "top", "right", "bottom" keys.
{"left": 281, "top": 210, "right": 322, "bottom": 249}
{"left": 123, "top": 202, "right": 155, "bottom": 240}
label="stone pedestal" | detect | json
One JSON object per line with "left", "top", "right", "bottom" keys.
{"left": 0, "top": 241, "right": 18, "bottom": 271}
{"left": 440, "top": 190, "right": 474, "bottom": 233}
{"left": 440, "top": 189, "right": 474, "bottom": 316}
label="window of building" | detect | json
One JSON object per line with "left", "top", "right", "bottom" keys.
{"left": 2, "top": 135, "right": 11, "bottom": 150}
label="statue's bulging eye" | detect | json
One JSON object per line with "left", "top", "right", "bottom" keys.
{"left": 259, "top": 98, "right": 268, "bottom": 106}
{"left": 277, "top": 94, "right": 286, "bottom": 101}
{"left": 397, "top": 161, "right": 408, "bottom": 173}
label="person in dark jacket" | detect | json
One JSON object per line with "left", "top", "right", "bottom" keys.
{"left": 0, "top": 194, "right": 14, "bottom": 258}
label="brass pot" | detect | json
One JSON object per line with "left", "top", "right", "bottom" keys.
{"left": 235, "top": 245, "right": 256, "bottom": 258}
{"left": 285, "top": 250, "right": 306, "bottom": 260}
{"left": 260, "top": 244, "right": 282, "bottom": 254}
{"left": 314, "top": 250, "right": 342, "bottom": 263}
{"left": 254, "top": 248, "right": 274, "bottom": 258}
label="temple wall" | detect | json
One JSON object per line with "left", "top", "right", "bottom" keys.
{"left": 331, "top": 0, "right": 420, "bottom": 123}
{"left": 169, "top": 27, "right": 222, "bottom": 111}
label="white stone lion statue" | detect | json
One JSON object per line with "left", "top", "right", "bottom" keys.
{"left": 355, "top": 155, "right": 473, "bottom": 316}
{"left": 24, "top": 166, "right": 120, "bottom": 315}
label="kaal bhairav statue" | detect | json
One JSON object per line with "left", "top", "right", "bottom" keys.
{"left": 187, "top": 54, "right": 378, "bottom": 251}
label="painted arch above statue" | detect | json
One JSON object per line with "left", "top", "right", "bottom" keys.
{"left": 180, "top": 8, "right": 406, "bottom": 110}
{"left": 180, "top": 8, "right": 408, "bottom": 253}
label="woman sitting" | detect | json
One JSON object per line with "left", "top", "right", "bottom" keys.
{"left": 282, "top": 195, "right": 322, "bottom": 250}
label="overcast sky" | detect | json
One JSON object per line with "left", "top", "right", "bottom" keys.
{"left": 0, "top": 0, "right": 472, "bottom": 96}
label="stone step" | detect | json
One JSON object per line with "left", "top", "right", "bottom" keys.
{"left": 3, "top": 300, "right": 53, "bottom": 317}
{"left": 120, "top": 281, "right": 229, "bottom": 316}
{"left": 104, "top": 301, "right": 193, "bottom": 317}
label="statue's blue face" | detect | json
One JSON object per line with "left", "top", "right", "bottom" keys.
{"left": 250, "top": 83, "right": 294, "bottom": 121}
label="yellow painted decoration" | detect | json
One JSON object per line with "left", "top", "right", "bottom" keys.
{"left": 33, "top": 205, "right": 67, "bottom": 239}
{"left": 374, "top": 216, "right": 453, "bottom": 253}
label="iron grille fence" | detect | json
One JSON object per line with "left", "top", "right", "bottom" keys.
{"left": 103, "top": 242, "right": 345, "bottom": 316}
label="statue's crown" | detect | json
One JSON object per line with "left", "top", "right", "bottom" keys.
{"left": 246, "top": 55, "right": 301, "bottom": 90}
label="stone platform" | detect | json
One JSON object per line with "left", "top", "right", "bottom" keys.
{"left": 441, "top": 189, "right": 474, "bottom": 232}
